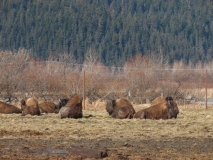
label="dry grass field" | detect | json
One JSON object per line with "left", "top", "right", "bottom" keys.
{"left": 0, "top": 102, "right": 213, "bottom": 160}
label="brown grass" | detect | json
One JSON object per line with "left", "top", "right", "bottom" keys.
{"left": 0, "top": 103, "right": 213, "bottom": 159}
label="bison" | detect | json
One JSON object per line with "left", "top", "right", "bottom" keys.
{"left": 133, "top": 96, "right": 179, "bottom": 120}
{"left": 59, "top": 94, "right": 83, "bottom": 119}
{"left": 106, "top": 98, "right": 136, "bottom": 119}
{"left": 39, "top": 101, "right": 59, "bottom": 113}
{"left": 165, "top": 97, "right": 179, "bottom": 119}
{"left": 0, "top": 101, "right": 22, "bottom": 114}
{"left": 57, "top": 98, "right": 69, "bottom": 109}
{"left": 20, "top": 98, "right": 41, "bottom": 116}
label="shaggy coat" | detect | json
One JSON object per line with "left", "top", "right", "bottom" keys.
{"left": 134, "top": 96, "right": 179, "bottom": 120}
{"left": 106, "top": 98, "right": 136, "bottom": 119}
{"left": 57, "top": 98, "right": 69, "bottom": 109}
{"left": 0, "top": 101, "right": 22, "bottom": 114}
{"left": 166, "top": 97, "right": 179, "bottom": 119}
{"left": 21, "top": 98, "right": 41, "bottom": 116}
{"left": 59, "top": 94, "right": 83, "bottom": 119}
{"left": 39, "top": 101, "right": 59, "bottom": 113}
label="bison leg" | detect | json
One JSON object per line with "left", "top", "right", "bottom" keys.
{"left": 127, "top": 113, "right": 134, "bottom": 119}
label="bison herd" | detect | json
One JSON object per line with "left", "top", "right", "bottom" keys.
{"left": 0, "top": 94, "right": 179, "bottom": 120}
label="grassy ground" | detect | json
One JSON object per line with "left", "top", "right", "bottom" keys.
{"left": 0, "top": 104, "right": 213, "bottom": 160}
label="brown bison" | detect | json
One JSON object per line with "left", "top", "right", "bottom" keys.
{"left": 106, "top": 98, "right": 136, "bottom": 119}
{"left": 0, "top": 101, "right": 22, "bottom": 114}
{"left": 39, "top": 101, "right": 59, "bottom": 113}
{"left": 21, "top": 98, "right": 41, "bottom": 116}
{"left": 59, "top": 94, "right": 83, "bottom": 119}
{"left": 134, "top": 96, "right": 179, "bottom": 120}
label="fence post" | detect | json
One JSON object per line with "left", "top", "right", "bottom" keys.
{"left": 83, "top": 70, "right": 86, "bottom": 110}
{"left": 205, "top": 69, "right": 208, "bottom": 109}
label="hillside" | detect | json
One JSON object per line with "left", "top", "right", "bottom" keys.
{"left": 0, "top": 0, "right": 212, "bottom": 66}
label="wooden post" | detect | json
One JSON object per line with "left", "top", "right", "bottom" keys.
{"left": 83, "top": 70, "right": 86, "bottom": 110}
{"left": 205, "top": 69, "right": 208, "bottom": 109}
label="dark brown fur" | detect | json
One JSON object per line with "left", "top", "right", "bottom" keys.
{"left": 106, "top": 98, "right": 135, "bottom": 119}
{"left": 166, "top": 97, "right": 179, "bottom": 118}
{"left": 57, "top": 98, "right": 69, "bottom": 109}
{"left": 134, "top": 96, "right": 179, "bottom": 120}
{"left": 59, "top": 94, "right": 83, "bottom": 119}
{"left": 21, "top": 98, "right": 41, "bottom": 116}
{"left": 39, "top": 101, "right": 59, "bottom": 113}
{"left": 0, "top": 101, "right": 22, "bottom": 114}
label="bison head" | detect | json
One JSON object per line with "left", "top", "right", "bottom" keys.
{"left": 105, "top": 100, "right": 115, "bottom": 116}
{"left": 57, "top": 98, "right": 69, "bottom": 109}
{"left": 166, "top": 97, "right": 179, "bottom": 119}
{"left": 20, "top": 99, "right": 27, "bottom": 110}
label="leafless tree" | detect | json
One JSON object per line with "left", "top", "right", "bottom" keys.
{"left": 0, "top": 49, "right": 30, "bottom": 102}
{"left": 84, "top": 47, "right": 99, "bottom": 65}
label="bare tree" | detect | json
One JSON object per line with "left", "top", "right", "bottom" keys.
{"left": 123, "top": 54, "right": 160, "bottom": 102}
{"left": 84, "top": 47, "right": 99, "bottom": 65}
{"left": 0, "top": 49, "right": 30, "bottom": 102}
{"left": 48, "top": 52, "right": 77, "bottom": 96}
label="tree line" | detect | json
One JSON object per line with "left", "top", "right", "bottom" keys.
{"left": 0, "top": 0, "right": 212, "bottom": 66}
{"left": 1, "top": 50, "right": 212, "bottom": 104}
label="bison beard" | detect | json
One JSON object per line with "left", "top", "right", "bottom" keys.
{"left": 106, "top": 98, "right": 135, "bottom": 119}
{"left": 134, "top": 96, "right": 179, "bottom": 120}
{"left": 59, "top": 94, "right": 83, "bottom": 119}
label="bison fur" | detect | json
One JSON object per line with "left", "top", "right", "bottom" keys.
{"left": 39, "top": 101, "right": 59, "bottom": 113}
{"left": 59, "top": 94, "right": 83, "bottom": 119}
{"left": 0, "top": 101, "right": 22, "bottom": 114}
{"left": 106, "top": 98, "right": 135, "bottom": 119}
{"left": 57, "top": 98, "right": 69, "bottom": 109}
{"left": 134, "top": 96, "right": 179, "bottom": 120}
{"left": 21, "top": 98, "right": 41, "bottom": 116}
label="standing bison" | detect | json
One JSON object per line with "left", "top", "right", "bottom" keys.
{"left": 39, "top": 101, "right": 59, "bottom": 113}
{"left": 0, "top": 101, "right": 22, "bottom": 114}
{"left": 106, "top": 98, "right": 136, "bottom": 119}
{"left": 134, "top": 96, "right": 179, "bottom": 120}
{"left": 59, "top": 94, "right": 83, "bottom": 119}
{"left": 21, "top": 98, "right": 41, "bottom": 116}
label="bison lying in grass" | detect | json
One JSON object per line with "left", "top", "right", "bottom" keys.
{"left": 21, "top": 98, "right": 41, "bottom": 116}
{"left": 57, "top": 98, "right": 69, "bottom": 109}
{"left": 134, "top": 96, "right": 179, "bottom": 120}
{"left": 39, "top": 101, "right": 59, "bottom": 113}
{"left": 59, "top": 94, "right": 83, "bottom": 119}
{"left": 106, "top": 98, "right": 136, "bottom": 119}
{"left": 0, "top": 101, "right": 22, "bottom": 114}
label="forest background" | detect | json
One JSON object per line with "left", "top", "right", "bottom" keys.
{"left": 0, "top": 0, "right": 213, "bottom": 66}
{"left": 0, "top": 0, "right": 213, "bottom": 104}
